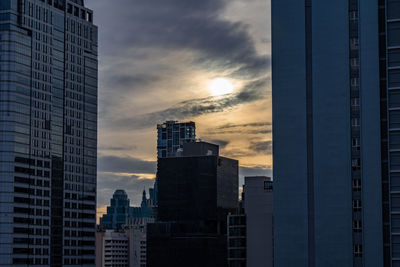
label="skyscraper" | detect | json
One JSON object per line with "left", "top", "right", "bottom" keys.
{"left": 0, "top": 0, "right": 97, "bottom": 266}
{"left": 272, "top": 0, "right": 384, "bottom": 266}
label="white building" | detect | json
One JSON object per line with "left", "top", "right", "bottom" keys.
{"left": 244, "top": 176, "right": 273, "bottom": 267}
{"left": 96, "top": 220, "right": 153, "bottom": 267}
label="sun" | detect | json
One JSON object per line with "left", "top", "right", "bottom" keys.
{"left": 209, "top": 78, "right": 234, "bottom": 96}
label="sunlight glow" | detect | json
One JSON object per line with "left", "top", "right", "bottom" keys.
{"left": 209, "top": 78, "right": 234, "bottom": 96}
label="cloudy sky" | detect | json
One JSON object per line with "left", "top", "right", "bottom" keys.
{"left": 84, "top": 0, "right": 271, "bottom": 220}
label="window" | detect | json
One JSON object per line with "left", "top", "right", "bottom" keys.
{"left": 351, "top": 98, "right": 360, "bottom": 107}
{"left": 354, "top": 244, "right": 363, "bottom": 257}
{"left": 353, "top": 179, "right": 361, "bottom": 192}
{"left": 352, "top": 137, "right": 360, "bottom": 150}
{"left": 351, "top": 118, "right": 360, "bottom": 127}
{"left": 350, "top": 38, "right": 359, "bottom": 50}
{"left": 352, "top": 158, "right": 361, "bottom": 171}
{"left": 350, "top": 11, "right": 358, "bottom": 21}
{"left": 353, "top": 199, "right": 362, "bottom": 212}
{"left": 351, "top": 77, "right": 359, "bottom": 87}
{"left": 351, "top": 58, "right": 359, "bottom": 68}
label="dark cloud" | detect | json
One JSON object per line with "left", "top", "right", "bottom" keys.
{"left": 105, "top": 77, "right": 270, "bottom": 130}
{"left": 205, "top": 139, "right": 230, "bottom": 149}
{"left": 217, "top": 122, "right": 271, "bottom": 129}
{"left": 89, "top": 0, "right": 269, "bottom": 76}
{"left": 104, "top": 74, "right": 160, "bottom": 91}
{"left": 98, "top": 145, "right": 137, "bottom": 151}
{"left": 250, "top": 140, "right": 272, "bottom": 154}
{"left": 98, "top": 155, "right": 156, "bottom": 174}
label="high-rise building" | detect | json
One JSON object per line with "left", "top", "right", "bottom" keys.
{"left": 272, "top": 0, "right": 386, "bottom": 266}
{"left": 100, "top": 189, "right": 155, "bottom": 230}
{"left": 147, "top": 141, "right": 238, "bottom": 267}
{"left": 0, "top": 0, "right": 97, "bottom": 266}
{"left": 244, "top": 176, "right": 273, "bottom": 267}
{"left": 156, "top": 121, "right": 196, "bottom": 158}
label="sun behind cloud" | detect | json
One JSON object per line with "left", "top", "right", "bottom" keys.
{"left": 209, "top": 78, "right": 234, "bottom": 96}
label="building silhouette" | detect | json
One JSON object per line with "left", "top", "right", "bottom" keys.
{"left": 0, "top": 0, "right": 97, "bottom": 266}
{"left": 147, "top": 141, "right": 238, "bottom": 267}
{"left": 100, "top": 189, "right": 155, "bottom": 230}
{"left": 272, "top": 0, "right": 393, "bottom": 266}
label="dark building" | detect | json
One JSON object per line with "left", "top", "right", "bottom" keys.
{"left": 227, "top": 212, "right": 246, "bottom": 267}
{"left": 147, "top": 141, "right": 239, "bottom": 267}
{"left": 272, "top": 0, "right": 398, "bottom": 266}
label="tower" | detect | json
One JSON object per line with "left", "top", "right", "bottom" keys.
{"left": 0, "top": 1, "right": 98, "bottom": 265}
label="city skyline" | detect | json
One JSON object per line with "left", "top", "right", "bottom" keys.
{"left": 87, "top": 0, "right": 272, "bottom": 219}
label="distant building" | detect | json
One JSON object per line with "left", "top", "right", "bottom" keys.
{"left": 147, "top": 141, "right": 239, "bottom": 267}
{"left": 100, "top": 189, "right": 155, "bottom": 230}
{"left": 157, "top": 121, "right": 196, "bottom": 158}
{"left": 126, "top": 224, "right": 149, "bottom": 267}
{"left": 97, "top": 230, "right": 129, "bottom": 267}
{"left": 244, "top": 177, "right": 273, "bottom": 267}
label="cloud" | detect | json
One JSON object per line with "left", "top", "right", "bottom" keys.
{"left": 103, "top": 74, "right": 160, "bottom": 91}
{"left": 250, "top": 140, "right": 272, "bottom": 154}
{"left": 98, "top": 145, "right": 137, "bottom": 152}
{"left": 217, "top": 122, "right": 271, "bottom": 129}
{"left": 98, "top": 155, "right": 156, "bottom": 174}
{"left": 90, "top": 0, "right": 270, "bottom": 76}
{"left": 105, "top": 77, "right": 270, "bottom": 130}
{"left": 206, "top": 139, "right": 230, "bottom": 149}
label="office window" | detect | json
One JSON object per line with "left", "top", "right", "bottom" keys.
{"left": 352, "top": 179, "right": 361, "bottom": 192}
{"left": 353, "top": 200, "right": 362, "bottom": 212}
{"left": 351, "top": 118, "right": 360, "bottom": 127}
{"left": 350, "top": 38, "right": 359, "bottom": 50}
{"left": 354, "top": 244, "right": 362, "bottom": 257}
{"left": 353, "top": 220, "right": 362, "bottom": 232}
{"left": 351, "top": 98, "right": 360, "bottom": 107}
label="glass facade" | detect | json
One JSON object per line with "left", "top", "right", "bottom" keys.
{"left": 0, "top": 0, "right": 97, "bottom": 266}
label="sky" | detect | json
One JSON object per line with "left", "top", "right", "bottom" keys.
{"left": 84, "top": 0, "right": 272, "bottom": 221}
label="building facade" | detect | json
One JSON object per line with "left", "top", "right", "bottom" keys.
{"left": 227, "top": 213, "right": 246, "bottom": 267}
{"left": 156, "top": 121, "right": 196, "bottom": 158}
{"left": 147, "top": 141, "right": 239, "bottom": 267}
{"left": 96, "top": 224, "right": 151, "bottom": 267}
{"left": 244, "top": 177, "right": 273, "bottom": 267}
{"left": 0, "top": 0, "right": 97, "bottom": 266}
{"left": 272, "top": 0, "right": 384, "bottom": 266}
{"left": 98, "top": 230, "right": 129, "bottom": 267}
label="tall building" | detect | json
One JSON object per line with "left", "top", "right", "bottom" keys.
{"left": 156, "top": 121, "right": 196, "bottom": 158}
{"left": 0, "top": 0, "right": 97, "bottom": 266}
{"left": 244, "top": 176, "right": 273, "bottom": 267}
{"left": 147, "top": 141, "right": 238, "bottom": 267}
{"left": 100, "top": 189, "right": 155, "bottom": 230}
{"left": 272, "top": 0, "right": 386, "bottom": 266}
